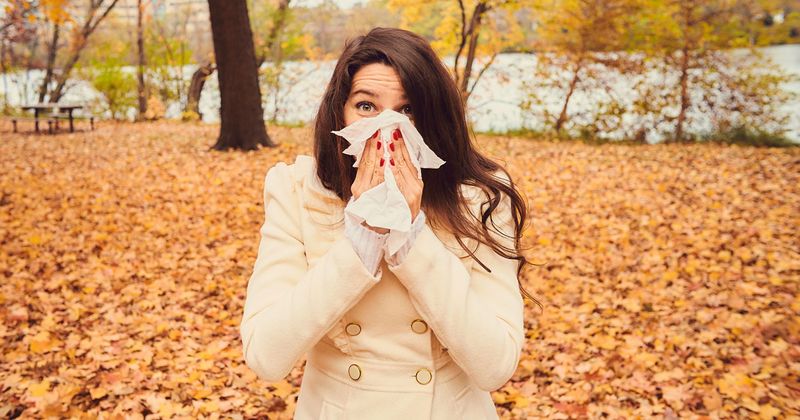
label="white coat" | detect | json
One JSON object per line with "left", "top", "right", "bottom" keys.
{"left": 239, "top": 154, "right": 525, "bottom": 419}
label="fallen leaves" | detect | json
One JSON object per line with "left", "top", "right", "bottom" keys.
{"left": 1, "top": 122, "right": 798, "bottom": 418}
{"left": 480, "top": 136, "right": 800, "bottom": 418}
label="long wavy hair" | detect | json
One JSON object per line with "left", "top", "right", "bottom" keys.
{"left": 312, "top": 27, "right": 541, "bottom": 310}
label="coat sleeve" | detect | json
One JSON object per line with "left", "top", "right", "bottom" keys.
{"left": 239, "top": 163, "right": 382, "bottom": 382}
{"left": 386, "top": 176, "right": 525, "bottom": 392}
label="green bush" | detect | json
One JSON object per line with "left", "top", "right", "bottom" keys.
{"left": 90, "top": 64, "right": 138, "bottom": 120}
{"left": 701, "top": 126, "right": 799, "bottom": 148}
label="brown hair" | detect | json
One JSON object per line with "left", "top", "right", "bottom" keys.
{"left": 312, "top": 27, "right": 542, "bottom": 311}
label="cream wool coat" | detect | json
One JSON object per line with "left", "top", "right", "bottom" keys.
{"left": 239, "top": 154, "right": 525, "bottom": 420}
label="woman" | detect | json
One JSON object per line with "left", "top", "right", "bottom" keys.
{"left": 239, "top": 27, "right": 539, "bottom": 420}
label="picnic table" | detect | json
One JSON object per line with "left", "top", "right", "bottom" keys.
{"left": 19, "top": 102, "right": 85, "bottom": 133}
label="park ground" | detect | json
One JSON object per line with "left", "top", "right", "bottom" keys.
{"left": 1, "top": 121, "right": 798, "bottom": 418}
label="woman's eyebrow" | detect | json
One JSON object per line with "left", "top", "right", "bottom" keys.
{"left": 352, "top": 88, "right": 408, "bottom": 100}
{"left": 352, "top": 89, "right": 379, "bottom": 98}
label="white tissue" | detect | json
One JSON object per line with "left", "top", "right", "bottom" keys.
{"left": 331, "top": 108, "right": 446, "bottom": 255}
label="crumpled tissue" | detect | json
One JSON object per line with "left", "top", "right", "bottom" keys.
{"left": 331, "top": 108, "right": 446, "bottom": 255}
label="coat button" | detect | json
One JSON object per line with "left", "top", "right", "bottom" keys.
{"left": 345, "top": 322, "right": 361, "bottom": 336}
{"left": 410, "top": 319, "right": 428, "bottom": 334}
{"left": 415, "top": 368, "right": 432, "bottom": 385}
{"left": 348, "top": 363, "right": 361, "bottom": 381}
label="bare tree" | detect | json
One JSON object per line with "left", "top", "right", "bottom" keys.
{"left": 46, "top": 0, "right": 121, "bottom": 102}
{"left": 136, "top": 0, "right": 148, "bottom": 120}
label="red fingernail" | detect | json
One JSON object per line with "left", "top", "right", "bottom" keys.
{"left": 373, "top": 130, "right": 379, "bottom": 138}
{"left": 380, "top": 158, "right": 385, "bottom": 166}
{"left": 390, "top": 158, "right": 395, "bottom": 166}
{"left": 392, "top": 129, "right": 400, "bottom": 140}
{"left": 377, "top": 140, "right": 381, "bottom": 150}
{"left": 389, "top": 142, "right": 395, "bottom": 151}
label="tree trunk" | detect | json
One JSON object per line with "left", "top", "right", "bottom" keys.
{"left": 675, "top": 46, "right": 690, "bottom": 142}
{"left": 136, "top": 0, "right": 147, "bottom": 121}
{"left": 38, "top": 23, "right": 59, "bottom": 103}
{"left": 262, "top": 0, "right": 291, "bottom": 121}
{"left": 458, "top": 1, "right": 488, "bottom": 105}
{"left": 207, "top": 0, "right": 273, "bottom": 150}
{"left": 186, "top": 62, "right": 215, "bottom": 118}
{"left": 555, "top": 58, "right": 583, "bottom": 132}
{"left": 258, "top": 0, "right": 291, "bottom": 67}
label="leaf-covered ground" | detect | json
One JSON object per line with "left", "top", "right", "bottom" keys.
{"left": 1, "top": 122, "right": 798, "bottom": 419}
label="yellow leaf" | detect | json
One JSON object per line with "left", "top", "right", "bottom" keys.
{"left": 653, "top": 368, "right": 685, "bottom": 382}
{"left": 201, "top": 400, "right": 220, "bottom": 413}
{"left": 633, "top": 352, "right": 659, "bottom": 368}
{"left": 89, "top": 387, "right": 108, "bottom": 400}
{"left": 511, "top": 394, "right": 530, "bottom": 408}
{"left": 192, "top": 387, "right": 212, "bottom": 400}
{"left": 590, "top": 334, "right": 617, "bottom": 350}
{"left": 30, "top": 331, "right": 59, "bottom": 354}
{"left": 758, "top": 404, "right": 781, "bottom": 419}
{"left": 271, "top": 380, "right": 293, "bottom": 399}
{"left": 662, "top": 270, "right": 679, "bottom": 282}
{"left": 187, "top": 371, "right": 202, "bottom": 382}
{"left": 28, "top": 379, "right": 51, "bottom": 397}
{"left": 718, "top": 373, "right": 753, "bottom": 399}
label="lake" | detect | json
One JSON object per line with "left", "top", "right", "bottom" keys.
{"left": 2, "top": 45, "right": 798, "bottom": 143}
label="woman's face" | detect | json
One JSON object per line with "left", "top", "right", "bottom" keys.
{"left": 343, "top": 62, "right": 414, "bottom": 127}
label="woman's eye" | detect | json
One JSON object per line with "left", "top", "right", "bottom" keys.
{"left": 356, "top": 102, "right": 374, "bottom": 112}
{"left": 355, "top": 102, "right": 411, "bottom": 116}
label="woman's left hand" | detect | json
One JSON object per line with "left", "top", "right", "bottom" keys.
{"left": 388, "top": 128, "right": 423, "bottom": 222}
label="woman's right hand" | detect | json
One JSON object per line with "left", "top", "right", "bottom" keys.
{"left": 350, "top": 129, "right": 389, "bottom": 234}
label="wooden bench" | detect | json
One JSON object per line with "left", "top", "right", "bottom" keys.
{"left": 11, "top": 103, "right": 95, "bottom": 134}
{"left": 48, "top": 115, "right": 95, "bottom": 133}
{"left": 10, "top": 116, "right": 95, "bottom": 134}
{"left": 9, "top": 116, "right": 44, "bottom": 133}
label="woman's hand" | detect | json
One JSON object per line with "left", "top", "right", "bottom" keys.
{"left": 388, "top": 128, "right": 423, "bottom": 222}
{"left": 351, "top": 129, "right": 390, "bottom": 234}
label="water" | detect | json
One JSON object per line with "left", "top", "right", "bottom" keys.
{"left": 2, "top": 45, "right": 798, "bottom": 142}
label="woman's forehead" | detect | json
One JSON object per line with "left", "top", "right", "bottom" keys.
{"left": 351, "top": 64, "right": 406, "bottom": 98}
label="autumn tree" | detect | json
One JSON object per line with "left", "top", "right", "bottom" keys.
{"left": 630, "top": 0, "right": 796, "bottom": 142}
{"left": 207, "top": 0, "right": 273, "bottom": 150}
{"left": 388, "top": 0, "right": 525, "bottom": 105}
{"left": 525, "top": 0, "right": 642, "bottom": 134}
{"left": 521, "top": 0, "right": 796, "bottom": 143}
{"left": 40, "top": 0, "right": 121, "bottom": 103}
{"left": 249, "top": 0, "right": 321, "bottom": 122}
{"left": 144, "top": 6, "right": 196, "bottom": 119}
{"left": 1, "top": 0, "right": 38, "bottom": 109}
